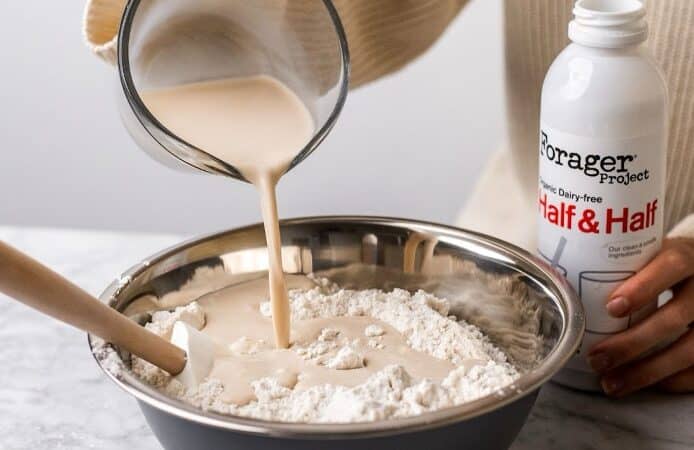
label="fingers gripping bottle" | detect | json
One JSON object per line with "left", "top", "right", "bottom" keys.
{"left": 538, "top": 0, "right": 668, "bottom": 390}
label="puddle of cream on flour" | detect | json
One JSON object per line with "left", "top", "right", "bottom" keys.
{"left": 193, "top": 277, "right": 456, "bottom": 406}
{"left": 140, "top": 75, "right": 314, "bottom": 349}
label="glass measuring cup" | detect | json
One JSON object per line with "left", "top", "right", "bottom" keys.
{"left": 116, "top": 0, "right": 350, "bottom": 180}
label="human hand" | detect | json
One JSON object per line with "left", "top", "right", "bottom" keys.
{"left": 587, "top": 238, "right": 694, "bottom": 396}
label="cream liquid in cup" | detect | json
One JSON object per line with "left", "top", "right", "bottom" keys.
{"left": 141, "top": 75, "right": 314, "bottom": 348}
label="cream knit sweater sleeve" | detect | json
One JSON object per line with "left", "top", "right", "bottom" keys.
{"left": 669, "top": 214, "right": 694, "bottom": 240}
{"left": 83, "top": 0, "right": 467, "bottom": 88}
{"left": 83, "top": 0, "right": 125, "bottom": 65}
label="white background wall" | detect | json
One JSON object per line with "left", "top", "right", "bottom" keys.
{"left": 0, "top": 1, "right": 504, "bottom": 235}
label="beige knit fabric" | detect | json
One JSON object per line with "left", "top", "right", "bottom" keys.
{"left": 83, "top": 0, "right": 126, "bottom": 65}
{"left": 82, "top": 0, "right": 467, "bottom": 86}
{"left": 83, "top": 0, "right": 694, "bottom": 248}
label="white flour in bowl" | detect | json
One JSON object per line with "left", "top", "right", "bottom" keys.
{"left": 129, "top": 278, "right": 520, "bottom": 423}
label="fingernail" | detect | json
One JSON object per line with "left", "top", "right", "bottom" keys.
{"left": 606, "top": 296, "right": 630, "bottom": 317}
{"left": 601, "top": 377, "right": 624, "bottom": 395}
{"left": 588, "top": 353, "right": 611, "bottom": 373}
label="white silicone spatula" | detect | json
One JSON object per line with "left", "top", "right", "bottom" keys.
{"left": 0, "top": 241, "right": 214, "bottom": 388}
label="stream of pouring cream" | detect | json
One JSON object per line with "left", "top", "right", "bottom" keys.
{"left": 140, "top": 75, "right": 314, "bottom": 348}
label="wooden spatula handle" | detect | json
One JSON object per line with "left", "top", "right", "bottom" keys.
{"left": 0, "top": 241, "right": 186, "bottom": 375}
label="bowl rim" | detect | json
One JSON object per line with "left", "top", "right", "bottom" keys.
{"left": 89, "top": 215, "right": 584, "bottom": 439}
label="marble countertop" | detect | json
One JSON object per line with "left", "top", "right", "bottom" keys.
{"left": 1, "top": 226, "right": 692, "bottom": 450}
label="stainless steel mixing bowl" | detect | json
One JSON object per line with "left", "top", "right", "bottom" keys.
{"left": 90, "top": 216, "right": 584, "bottom": 450}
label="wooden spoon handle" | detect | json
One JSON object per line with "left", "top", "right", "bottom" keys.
{"left": 0, "top": 241, "right": 186, "bottom": 375}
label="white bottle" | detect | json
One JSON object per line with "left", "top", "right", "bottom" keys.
{"left": 538, "top": 0, "right": 667, "bottom": 391}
